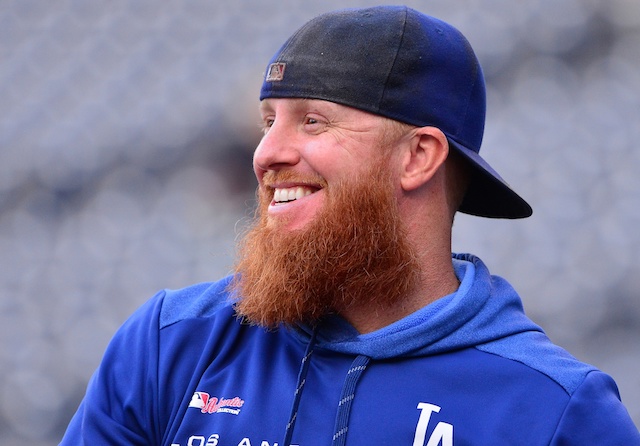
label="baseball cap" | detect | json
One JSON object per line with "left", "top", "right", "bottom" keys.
{"left": 260, "top": 5, "right": 532, "bottom": 219}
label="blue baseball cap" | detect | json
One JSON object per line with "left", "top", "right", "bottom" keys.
{"left": 260, "top": 5, "right": 532, "bottom": 219}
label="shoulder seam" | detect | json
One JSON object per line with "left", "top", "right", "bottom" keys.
{"left": 475, "top": 332, "right": 596, "bottom": 395}
{"left": 159, "top": 276, "right": 235, "bottom": 329}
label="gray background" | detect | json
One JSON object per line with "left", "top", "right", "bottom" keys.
{"left": 1, "top": 0, "right": 639, "bottom": 443}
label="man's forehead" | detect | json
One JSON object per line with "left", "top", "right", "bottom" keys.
{"left": 259, "top": 98, "right": 386, "bottom": 121}
{"left": 260, "top": 97, "right": 336, "bottom": 111}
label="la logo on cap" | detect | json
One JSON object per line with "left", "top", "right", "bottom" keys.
{"left": 266, "top": 62, "right": 286, "bottom": 81}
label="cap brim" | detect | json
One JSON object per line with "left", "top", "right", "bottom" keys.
{"left": 449, "top": 139, "right": 532, "bottom": 219}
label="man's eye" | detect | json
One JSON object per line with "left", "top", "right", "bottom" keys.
{"left": 261, "top": 119, "right": 275, "bottom": 133}
{"left": 304, "top": 117, "right": 319, "bottom": 125}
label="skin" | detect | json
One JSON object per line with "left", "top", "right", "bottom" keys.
{"left": 255, "top": 98, "right": 400, "bottom": 230}
{"left": 253, "top": 98, "right": 460, "bottom": 333}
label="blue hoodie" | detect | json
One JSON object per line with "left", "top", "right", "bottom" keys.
{"left": 60, "top": 254, "right": 640, "bottom": 445}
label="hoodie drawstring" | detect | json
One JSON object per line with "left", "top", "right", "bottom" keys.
{"left": 283, "top": 329, "right": 371, "bottom": 446}
{"left": 331, "top": 355, "right": 371, "bottom": 446}
{"left": 282, "top": 327, "right": 317, "bottom": 446}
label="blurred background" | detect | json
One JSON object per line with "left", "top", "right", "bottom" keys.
{"left": 0, "top": 0, "right": 638, "bottom": 443}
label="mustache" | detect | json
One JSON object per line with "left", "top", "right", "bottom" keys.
{"left": 261, "top": 170, "right": 328, "bottom": 189}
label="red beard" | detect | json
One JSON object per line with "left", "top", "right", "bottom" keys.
{"left": 231, "top": 159, "right": 420, "bottom": 328}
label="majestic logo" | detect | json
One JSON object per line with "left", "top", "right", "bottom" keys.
{"left": 189, "top": 392, "right": 245, "bottom": 415}
{"left": 266, "top": 62, "right": 286, "bottom": 82}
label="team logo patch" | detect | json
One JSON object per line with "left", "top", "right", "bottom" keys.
{"left": 266, "top": 62, "right": 286, "bottom": 81}
{"left": 189, "top": 391, "right": 245, "bottom": 415}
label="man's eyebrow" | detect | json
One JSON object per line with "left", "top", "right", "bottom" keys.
{"left": 259, "top": 100, "right": 274, "bottom": 113}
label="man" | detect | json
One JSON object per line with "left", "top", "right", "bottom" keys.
{"left": 60, "top": 6, "right": 639, "bottom": 445}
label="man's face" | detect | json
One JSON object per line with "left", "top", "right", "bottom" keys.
{"left": 253, "top": 98, "right": 402, "bottom": 231}
{"left": 231, "top": 99, "right": 420, "bottom": 328}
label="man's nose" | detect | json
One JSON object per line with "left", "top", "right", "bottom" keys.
{"left": 253, "top": 121, "right": 301, "bottom": 174}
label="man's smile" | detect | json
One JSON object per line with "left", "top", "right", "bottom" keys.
{"left": 272, "top": 186, "right": 316, "bottom": 205}
{"left": 263, "top": 181, "right": 326, "bottom": 230}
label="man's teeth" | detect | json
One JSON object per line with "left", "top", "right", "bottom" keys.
{"left": 273, "top": 186, "right": 314, "bottom": 203}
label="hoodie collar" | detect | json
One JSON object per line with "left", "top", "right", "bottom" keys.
{"left": 293, "top": 253, "right": 542, "bottom": 359}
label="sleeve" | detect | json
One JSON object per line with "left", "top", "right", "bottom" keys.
{"left": 550, "top": 370, "right": 640, "bottom": 445}
{"left": 59, "top": 291, "right": 166, "bottom": 445}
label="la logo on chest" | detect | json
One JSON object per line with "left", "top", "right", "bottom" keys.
{"left": 413, "top": 402, "right": 454, "bottom": 446}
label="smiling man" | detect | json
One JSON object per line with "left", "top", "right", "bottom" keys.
{"left": 60, "top": 6, "right": 640, "bottom": 446}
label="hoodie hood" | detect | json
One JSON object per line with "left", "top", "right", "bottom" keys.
{"left": 294, "top": 253, "right": 543, "bottom": 359}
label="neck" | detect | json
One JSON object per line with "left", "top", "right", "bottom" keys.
{"left": 343, "top": 247, "right": 459, "bottom": 334}
{"left": 342, "top": 193, "right": 459, "bottom": 334}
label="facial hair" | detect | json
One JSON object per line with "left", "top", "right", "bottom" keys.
{"left": 230, "top": 159, "right": 421, "bottom": 329}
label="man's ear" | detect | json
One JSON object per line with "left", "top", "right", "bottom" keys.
{"left": 400, "top": 127, "right": 449, "bottom": 192}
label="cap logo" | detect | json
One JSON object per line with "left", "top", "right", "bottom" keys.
{"left": 266, "top": 62, "right": 286, "bottom": 82}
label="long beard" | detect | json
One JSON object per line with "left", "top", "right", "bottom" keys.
{"left": 230, "top": 160, "right": 420, "bottom": 329}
